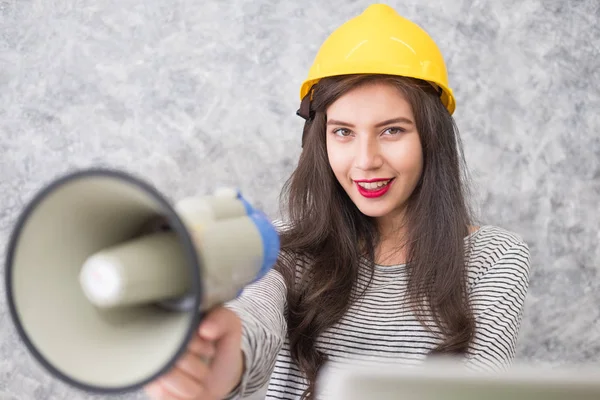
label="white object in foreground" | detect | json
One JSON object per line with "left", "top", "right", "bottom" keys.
{"left": 316, "top": 358, "right": 600, "bottom": 400}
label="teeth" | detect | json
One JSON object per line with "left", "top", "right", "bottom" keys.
{"left": 357, "top": 180, "right": 391, "bottom": 190}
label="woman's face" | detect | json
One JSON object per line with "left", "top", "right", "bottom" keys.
{"left": 326, "top": 82, "right": 424, "bottom": 225}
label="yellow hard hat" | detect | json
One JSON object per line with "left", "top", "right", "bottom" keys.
{"left": 299, "top": 3, "right": 456, "bottom": 115}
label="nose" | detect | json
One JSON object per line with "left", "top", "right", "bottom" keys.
{"left": 354, "top": 135, "right": 384, "bottom": 171}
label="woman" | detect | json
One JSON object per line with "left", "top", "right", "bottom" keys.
{"left": 145, "top": 4, "right": 531, "bottom": 400}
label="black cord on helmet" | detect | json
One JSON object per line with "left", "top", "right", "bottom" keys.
{"left": 296, "top": 91, "right": 316, "bottom": 148}
{"left": 296, "top": 93, "right": 314, "bottom": 121}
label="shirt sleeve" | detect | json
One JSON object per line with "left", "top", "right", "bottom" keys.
{"left": 465, "top": 240, "right": 531, "bottom": 371}
{"left": 223, "top": 268, "right": 288, "bottom": 398}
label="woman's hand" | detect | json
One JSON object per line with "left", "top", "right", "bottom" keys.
{"left": 144, "top": 307, "right": 244, "bottom": 400}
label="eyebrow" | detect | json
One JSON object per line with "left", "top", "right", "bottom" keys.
{"left": 326, "top": 117, "right": 414, "bottom": 128}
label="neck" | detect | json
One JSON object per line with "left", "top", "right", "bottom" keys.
{"left": 374, "top": 211, "right": 410, "bottom": 266}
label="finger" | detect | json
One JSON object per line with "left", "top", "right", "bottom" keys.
{"left": 175, "top": 351, "right": 210, "bottom": 382}
{"left": 145, "top": 381, "right": 188, "bottom": 400}
{"left": 207, "top": 328, "right": 242, "bottom": 379}
{"left": 143, "top": 382, "right": 165, "bottom": 399}
{"left": 186, "top": 335, "right": 216, "bottom": 360}
{"left": 157, "top": 368, "right": 205, "bottom": 399}
{"left": 198, "top": 307, "right": 240, "bottom": 341}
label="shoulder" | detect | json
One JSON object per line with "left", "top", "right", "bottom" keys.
{"left": 467, "top": 225, "right": 529, "bottom": 257}
{"left": 271, "top": 218, "right": 312, "bottom": 262}
{"left": 270, "top": 218, "right": 314, "bottom": 279}
{"left": 466, "top": 225, "right": 531, "bottom": 288}
{"left": 272, "top": 218, "right": 291, "bottom": 233}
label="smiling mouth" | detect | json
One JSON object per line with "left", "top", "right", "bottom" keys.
{"left": 354, "top": 179, "right": 393, "bottom": 190}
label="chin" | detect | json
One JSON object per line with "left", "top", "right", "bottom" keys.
{"left": 351, "top": 199, "right": 395, "bottom": 218}
{"left": 341, "top": 183, "right": 406, "bottom": 219}
{"left": 359, "top": 208, "right": 393, "bottom": 219}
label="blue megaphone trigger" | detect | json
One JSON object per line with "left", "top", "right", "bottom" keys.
{"left": 236, "top": 192, "right": 280, "bottom": 286}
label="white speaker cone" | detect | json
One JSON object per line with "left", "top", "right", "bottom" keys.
{"left": 5, "top": 168, "right": 203, "bottom": 394}
{"left": 80, "top": 254, "right": 123, "bottom": 307}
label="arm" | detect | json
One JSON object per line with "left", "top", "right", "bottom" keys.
{"left": 465, "top": 240, "right": 531, "bottom": 371}
{"left": 223, "top": 268, "right": 288, "bottom": 398}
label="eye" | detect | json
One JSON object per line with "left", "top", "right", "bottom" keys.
{"left": 382, "top": 127, "right": 406, "bottom": 136}
{"left": 333, "top": 128, "right": 352, "bottom": 137}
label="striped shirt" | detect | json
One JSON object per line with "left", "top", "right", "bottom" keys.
{"left": 225, "top": 225, "right": 531, "bottom": 399}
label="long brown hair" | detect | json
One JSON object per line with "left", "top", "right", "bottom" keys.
{"left": 275, "top": 74, "right": 476, "bottom": 399}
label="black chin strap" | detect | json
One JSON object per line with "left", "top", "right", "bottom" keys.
{"left": 296, "top": 93, "right": 314, "bottom": 121}
{"left": 296, "top": 92, "right": 315, "bottom": 148}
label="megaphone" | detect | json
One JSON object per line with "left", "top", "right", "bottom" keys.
{"left": 4, "top": 168, "right": 280, "bottom": 394}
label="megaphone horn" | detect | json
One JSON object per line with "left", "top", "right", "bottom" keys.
{"left": 4, "top": 168, "right": 280, "bottom": 394}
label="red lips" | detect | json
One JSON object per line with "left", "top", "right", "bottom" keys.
{"left": 354, "top": 178, "right": 395, "bottom": 198}
{"left": 353, "top": 178, "right": 393, "bottom": 183}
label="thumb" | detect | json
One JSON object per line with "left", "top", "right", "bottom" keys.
{"left": 197, "top": 307, "right": 240, "bottom": 341}
{"left": 200, "top": 307, "right": 245, "bottom": 397}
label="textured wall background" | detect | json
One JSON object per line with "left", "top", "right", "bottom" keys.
{"left": 1, "top": 0, "right": 599, "bottom": 398}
